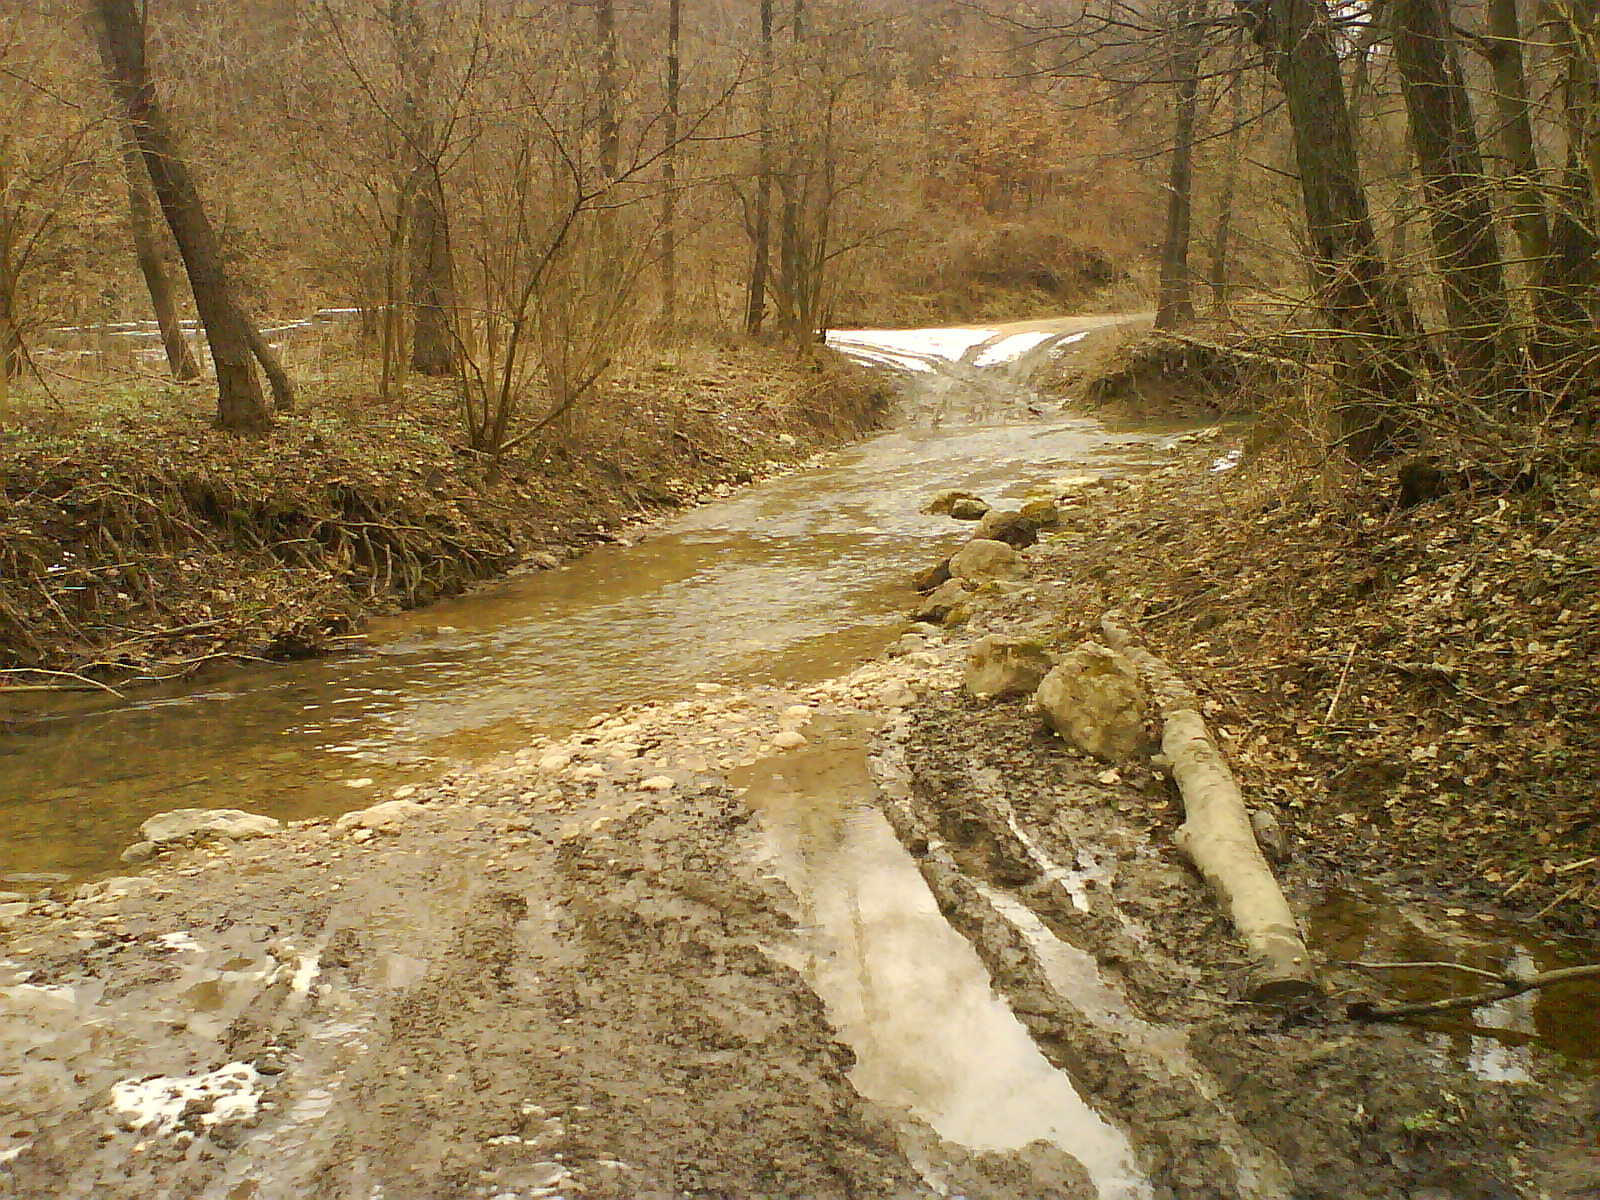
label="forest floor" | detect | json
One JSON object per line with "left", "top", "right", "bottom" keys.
{"left": 1031, "top": 329, "right": 1600, "bottom": 941}
{"left": 2, "top": 322, "right": 1597, "bottom": 1199}
{"left": 0, "top": 339, "right": 890, "bottom": 691}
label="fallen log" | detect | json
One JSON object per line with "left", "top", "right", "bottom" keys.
{"left": 1102, "top": 611, "right": 1319, "bottom": 1002}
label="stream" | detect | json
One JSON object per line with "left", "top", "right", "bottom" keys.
{"left": 0, "top": 315, "right": 1163, "bottom": 882}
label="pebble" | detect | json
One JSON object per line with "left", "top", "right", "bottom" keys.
{"left": 638, "top": 776, "right": 675, "bottom": 792}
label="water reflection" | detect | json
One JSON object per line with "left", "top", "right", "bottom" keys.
{"left": 733, "top": 726, "right": 1151, "bottom": 1199}
{"left": 1309, "top": 886, "right": 1599, "bottom": 1075}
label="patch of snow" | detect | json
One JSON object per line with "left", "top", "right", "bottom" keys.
{"left": 827, "top": 326, "right": 999, "bottom": 363}
{"left": 972, "top": 330, "right": 1055, "bottom": 367}
{"left": 156, "top": 931, "right": 205, "bottom": 953}
{"left": 1211, "top": 449, "right": 1242, "bottom": 473}
{"left": 827, "top": 344, "right": 935, "bottom": 374}
{"left": 1047, "top": 331, "right": 1090, "bottom": 354}
{"left": 0, "top": 1142, "right": 30, "bottom": 1166}
{"left": 109, "top": 1063, "right": 263, "bottom": 1135}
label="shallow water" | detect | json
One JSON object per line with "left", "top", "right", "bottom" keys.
{"left": 0, "top": 319, "right": 1171, "bottom": 880}
{"left": 733, "top": 720, "right": 1152, "bottom": 1197}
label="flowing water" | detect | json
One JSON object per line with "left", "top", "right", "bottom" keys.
{"left": 0, "top": 316, "right": 1166, "bottom": 882}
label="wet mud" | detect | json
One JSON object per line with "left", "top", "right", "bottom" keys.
{"left": 4, "top": 323, "right": 1597, "bottom": 1199}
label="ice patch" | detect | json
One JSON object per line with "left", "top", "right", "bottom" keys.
{"left": 827, "top": 326, "right": 999, "bottom": 363}
{"left": 826, "top": 344, "right": 935, "bottom": 374}
{"left": 972, "top": 330, "right": 1054, "bottom": 367}
{"left": 1211, "top": 449, "right": 1242, "bottom": 473}
{"left": 156, "top": 931, "right": 205, "bottom": 953}
{"left": 110, "top": 1062, "right": 262, "bottom": 1135}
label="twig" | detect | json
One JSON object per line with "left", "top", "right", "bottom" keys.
{"left": 0, "top": 669, "right": 124, "bottom": 697}
{"left": 1322, "top": 639, "right": 1357, "bottom": 726}
{"left": 1343, "top": 958, "right": 1503, "bottom": 983}
{"left": 1349, "top": 964, "right": 1600, "bottom": 1022}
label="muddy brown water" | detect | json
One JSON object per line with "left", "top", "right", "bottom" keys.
{"left": 0, "top": 318, "right": 1167, "bottom": 882}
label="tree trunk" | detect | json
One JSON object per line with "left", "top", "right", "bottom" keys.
{"left": 1102, "top": 613, "right": 1318, "bottom": 1002}
{"left": 94, "top": 0, "right": 272, "bottom": 434}
{"left": 1390, "top": 0, "right": 1511, "bottom": 385}
{"left": 0, "top": 280, "right": 21, "bottom": 382}
{"left": 1155, "top": 0, "right": 1204, "bottom": 330}
{"left": 1482, "top": 0, "right": 1549, "bottom": 277}
{"left": 597, "top": 0, "right": 620, "bottom": 180}
{"left": 662, "top": 0, "right": 681, "bottom": 327}
{"left": 117, "top": 136, "right": 201, "bottom": 381}
{"left": 93, "top": 30, "right": 201, "bottom": 383}
{"left": 1209, "top": 41, "right": 1247, "bottom": 316}
{"left": 409, "top": 167, "right": 456, "bottom": 376}
{"left": 1541, "top": 11, "right": 1600, "bottom": 339}
{"left": 1266, "top": 0, "right": 1426, "bottom": 456}
{"left": 745, "top": 0, "right": 773, "bottom": 333}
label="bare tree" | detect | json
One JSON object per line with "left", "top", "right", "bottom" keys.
{"left": 745, "top": 0, "right": 774, "bottom": 334}
{"left": 92, "top": 28, "right": 200, "bottom": 381}
{"left": 1262, "top": 0, "right": 1426, "bottom": 454}
{"left": 1154, "top": 0, "right": 1206, "bottom": 329}
{"left": 662, "top": 0, "right": 682, "bottom": 326}
{"left": 92, "top": 0, "right": 291, "bottom": 432}
{"left": 1390, "top": 0, "right": 1510, "bottom": 385}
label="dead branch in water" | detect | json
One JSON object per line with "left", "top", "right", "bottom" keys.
{"left": 1347, "top": 961, "right": 1600, "bottom": 1021}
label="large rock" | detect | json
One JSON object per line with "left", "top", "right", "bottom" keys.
{"left": 1035, "top": 642, "right": 1151, "bottom": 762}
{"left": 139, "top": 808, "right": 282, "bottom": 847}
{"left": 336, "top": 799, "right": 427, "bottom": 833}
{"left": 974, "top": 509, "right": 1039, "bottom": 549}
{"left": 922, "top": 489, "right": 988, "bottom": 517}
{"left": 965, "top": 636, "right": 1054, "bottom": 699}
{"left": 910, "top": 578, "right": 970, "bottom": 623}
{"left": 911, "top": 558, "right": 952, "bottom": 593}
{"left": 949, "top": 497, "right": 991, "bottom": 521}
{"left": 948, "top": 538, "right": 1027, "bottom": 583}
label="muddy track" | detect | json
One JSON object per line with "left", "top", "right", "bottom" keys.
{"left": 877, "top": 694, "right": 1582, "bottom": 1199}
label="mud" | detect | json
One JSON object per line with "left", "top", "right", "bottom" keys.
{"left": 4, "top": 639, "right": 1595, "bottom": 1198}
{"left": 4, "top": 327, "right": 1598, "bottom": 1199}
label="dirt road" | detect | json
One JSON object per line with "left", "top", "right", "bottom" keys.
{"left": 4, "top": 602, "right": 1595, "bottom": 1198}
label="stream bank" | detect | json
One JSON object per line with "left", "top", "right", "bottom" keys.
{"left": 0, "top": 341, "right": 888, "bottom": 689}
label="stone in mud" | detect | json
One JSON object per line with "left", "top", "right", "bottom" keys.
{"left": 335, "top": 799, "right": 426, "bottom": 833}
{"left": 965, "top": 636, "right": 1054, "bottom": 700}
{"left": 140, "top": 809, "right": 282, "bottom": 848}
{"left": 910, "top": 578, "right": 971, "bottom": 624}
{"left": 911, "top": 558, "right": 952, "bottom": 593}
{"left": 1019, "top": 499, "right": 1060, "bottom": 527}
{"left": 948, "top": 539, "right": 1027, "bottom": 583}
{"left": 922, "top": 489, "right": 988, "bottom": 517}
{"left": 1035, "top": 642, "right": 1151, "bottom": 762}
{"left": 949, "top": 497, "right": 991, "bottom": 521}
{"left": 120, "top": 841, "right": 157, "bottom": 865}
{"left": 974, "top": 509, "right": 1038, "bottom": 549}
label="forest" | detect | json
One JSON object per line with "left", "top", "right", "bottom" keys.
{"left": 0, "top": 0, "right": 1593, "bottom": 439}
{"left": 1, "top": 5, "right": 1598, "bottom": 1195}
